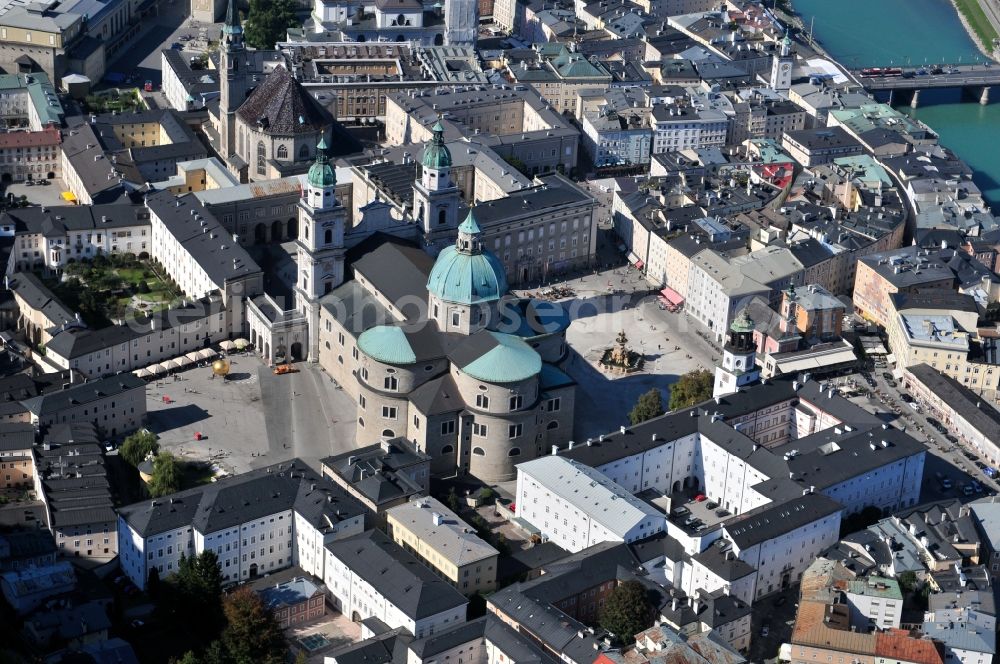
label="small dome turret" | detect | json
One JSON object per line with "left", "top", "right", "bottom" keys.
{"left": 421, "top": 120, "right": 452, "bottom": 170}
{"left": 307, "top": 137, "right": 335, "bottom": 188}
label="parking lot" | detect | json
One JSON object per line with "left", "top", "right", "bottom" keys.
{"left": 4, "top": 177, "right": 69, "bottom": 207}
{"left": 836, "top": 361, "right": 998, "bottom": 502}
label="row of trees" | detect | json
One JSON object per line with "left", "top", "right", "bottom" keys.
{"left": 628, "top": 370, "right": 714, "bottom": 426}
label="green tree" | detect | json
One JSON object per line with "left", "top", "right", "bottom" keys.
{"left": 147, "top": 565, "right": 161, "bottom": 599}
{"left": 504, "top": 155, "right": 530, "bottom": 176}
{"left": 148, "top": 452, "right": 181, "bottom": 497}
{"left": 898, "top": 570, "right": 917, "bottom": 594}
{"left": 165, "top": 551, "right": 225, "bottom": 641}
{"left": 120, "top": 430, "right": 159, "bottom": 466}
{"left": 599, "top": 580, "right": 653, "bottom": 644}
{"left": 629, "top": 388, "right": 664, "bottom": 425}
{"left": 222, "top": 587, "right": 287, "bottom": 664}
{"left": 244, "top": 0, "right": 298, "bottom": 49}
{"left": 668, "top": 369, "right": 714, "bottom": 411}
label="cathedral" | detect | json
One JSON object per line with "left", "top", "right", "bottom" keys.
{"left": 246, "top": 132, "right": 579, "bottom": 483}
{"left": 217, "top": 0, "right": 333, "bottom": 181}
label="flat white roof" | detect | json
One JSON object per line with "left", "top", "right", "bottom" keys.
{"left": 517, "top": 456, "right": 663, "bottom": 537}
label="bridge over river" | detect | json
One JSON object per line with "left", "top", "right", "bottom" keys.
{"left": 850, "top": 64, "right": 1000, "bottom": 106}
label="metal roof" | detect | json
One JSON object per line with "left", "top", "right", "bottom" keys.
{"left": 516, "top": 456, "right": 663, "bottom": 538}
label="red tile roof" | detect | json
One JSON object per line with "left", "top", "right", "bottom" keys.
{"left": 0, "top": 128, "right": 61, "bottom": 149}
{"left": 875, "top": 630, "right": 945, "bottom": 664}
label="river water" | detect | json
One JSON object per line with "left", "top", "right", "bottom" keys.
{"left": 793, "top": 0, "right": 1000, "bottom": 207}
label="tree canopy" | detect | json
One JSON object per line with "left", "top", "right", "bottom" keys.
{"left": 599, "top": 580, "right": 653, "bottom": 645}
{"left": 668, "top": 369, "right": 714, "bottom": 411}
{"left": 222, "top": 587, "right": 287, "bottom": 664}
{"left": 159, "top": 551, "right": 225, "bottom": 649}
{"left": 149, "top": 452, "right": 181, "bottom": 497}
{"left": 120, "top": 430, "right": 159, "bottom": 466}
{"left": 629, "top": 388, "right": 664, "bottom": 425}
{"left": 244, "top": 0, "right": 298, "bottom": 49}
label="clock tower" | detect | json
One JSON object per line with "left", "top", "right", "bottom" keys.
{"left": 295, "top": 138, "right": 346, "bottom": 362}
{"left": 770, "top": 32, "right": 793, "bottom": 91}
{"left": 714, "top": 309, "right": 761, "bottom": 399}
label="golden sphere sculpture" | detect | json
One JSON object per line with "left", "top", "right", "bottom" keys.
{"left": 212, "top": 359, "right": 231, "bottom": 377}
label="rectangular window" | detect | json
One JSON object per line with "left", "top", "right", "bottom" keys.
{"left": 508, "top": 424, "right": 522, "bottom": 439}
{"left": 509, "top": 395, "right": 522, "bottom": 410}
{"left": 546, "top": 397, "right": 561, "bottom": 412}
{"left": 476, "top": 394, "right": 490, "bottom": 409}
{"left": 382, "top": 406, "right": 397, "bottom": 419}
{"left": 441, "top": 420, "right": 456, "bottom": 435}
{"left": 473, "top": 422, "right": 488, "bottom": 437}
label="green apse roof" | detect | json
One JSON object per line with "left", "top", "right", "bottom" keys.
{"left": 307, "top": 138, "right": 335, "bottom": 187}
{"left": 357, "top": 326, "right": 417, "bottom": 365}
{"left": 460, "top": 332, "right": 542, "bottom": 383}
{"left": 421, "top": 121, "right": 452, "bottom": 170}
{"left": 426, "top": 245, "right": 508, "bottom": 305}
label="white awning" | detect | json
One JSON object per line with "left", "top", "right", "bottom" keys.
{"left": 219, "top": 340, "right": 236, "bottom": 351}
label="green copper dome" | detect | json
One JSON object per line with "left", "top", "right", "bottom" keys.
{"left": 421, "top": 120, "right": 452, "bottom": 170}
{"left": 730, "top": 309, "right": 754, "bottom": 333}
{"left": 357, "top": 326, "right": 416, "bottom": 365}
{"left": 307, "top": 137, "right": 335, "bottom": 187}
{"left": 427, "top": 210, "right": 508, "bottom": 305}
{"left": 459, "top": 332, "right": 542, "bottom": 383}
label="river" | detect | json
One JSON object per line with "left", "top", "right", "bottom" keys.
{"left": 793, "top": 0, "right": 1000, "bottom": 207}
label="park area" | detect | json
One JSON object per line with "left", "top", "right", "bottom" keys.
{"left": 45, "top": 254, "right": 180, "bottom": 327}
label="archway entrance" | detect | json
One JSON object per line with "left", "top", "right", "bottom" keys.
{"left": 287, "top": 217, "right": 297, "bottom": 240}
{"left": 254, "top": 223, "right": 267, "bottom": 244}
{"left": 290, "top": 342, "right": 303, "bottom": 361}
{"left": 270, "top": 220, "right": 282, "bottom": 242}
{"left": 249, "top": 563, "right": 258, "bottom": 578}
{"left": 434, "top": 33, "right": 444, "bottom": 45}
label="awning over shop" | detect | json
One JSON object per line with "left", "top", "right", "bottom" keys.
{"left": 659, "top": 287, "right": 684, "bottom": 307}
{"left": 60, "top": 191, "right": 77, "bottom": 202}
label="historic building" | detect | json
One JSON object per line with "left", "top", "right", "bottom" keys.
{"left": 317, "top": 210, "right": 577, "bottom": 483}
{"left": 217, "top": 0, "right": 333, "bottom": 181}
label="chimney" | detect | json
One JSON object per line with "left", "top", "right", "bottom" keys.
{"left": 432, "top": 512, "right": 443, "bottom": 526}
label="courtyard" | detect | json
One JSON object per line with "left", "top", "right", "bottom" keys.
{"left": 47, "top": 254, "right": 179, "bottom": 328}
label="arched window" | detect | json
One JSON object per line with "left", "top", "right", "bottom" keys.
{"left": 434, "top": 33, "right": 444, "bottom": 46}
{"left": 508, "top": 447, "right": 521, "bottom": 457}
{"left": 256, "top": 141, "right": 266, "bottom": 176}
{"left": 438, "top": 209, "right": 447, "bottom": 226}
{"left": 324, "top": 229, "right": 332, "bottom": 245}
{"left": 276, "top": 145, "right": 288, "bottom": 160}
{"left": 441, "top": 445, "right": 454, "bottom": 454}
{"left": 473, "top": 447, "right": 486, "bottom": 456}
{"left": 396, "top": 13, "right": 405, "bottom": 24}
{"left": 382, "top": 429, "right": 395, "bottom": 437}
{"left": 299, "top": 144, "right": 310, "bottom": 160}
{"left": 546, "top": 421, "right": 559, "bottom": 430}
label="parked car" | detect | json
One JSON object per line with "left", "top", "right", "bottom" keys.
{"left": 900, "top": 393, "right": 914, "bottom": 403}
{"left": 882, "top": 372, "right": 894, "bottom": 381}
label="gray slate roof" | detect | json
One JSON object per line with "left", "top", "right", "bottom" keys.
{"left": 325, "top": 529, "right": 467, "bottom": 620}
